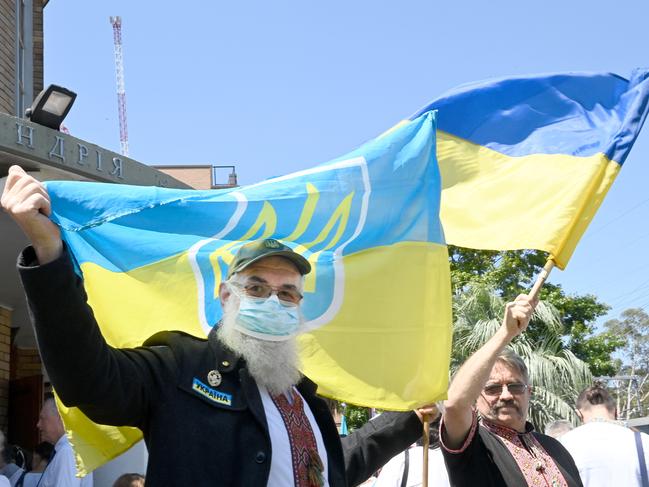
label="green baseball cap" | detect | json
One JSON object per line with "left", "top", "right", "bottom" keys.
{"left": 226, "top": 238, "right": 311, "bottom": 278}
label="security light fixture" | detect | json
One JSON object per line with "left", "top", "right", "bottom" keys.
{"left": 25, "top": 84, "right": 77, "bottom": 130}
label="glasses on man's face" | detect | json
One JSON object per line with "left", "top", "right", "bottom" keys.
{"left": 482, "top": 382, "right": 529, "bottom": 396}
{"left": 229, "top": 281, "right": 303, "bottom": 305}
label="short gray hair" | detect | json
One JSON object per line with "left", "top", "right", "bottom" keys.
{"left": 495, "top": 348, "right": 529, "bottom": 385}
{"left": 42, "top": 392, "right": 60, "bottom": 417}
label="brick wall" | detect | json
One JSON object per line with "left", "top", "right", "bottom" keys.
{"left": 0, "top": 0, "right": 45, "bottom": 115}
{"left": 0, "top": 307, "right": 12, "bottom": 432}
{"left": 32, "top": 0, "right": 43, "bottom": 97}
{"left": 0, "top": 0, "right": 16, "bottom": 114}
{"left": 11, "top": 347, "right": 42, "bottom": 380}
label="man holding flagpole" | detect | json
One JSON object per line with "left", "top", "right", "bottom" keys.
{"left": 2, "top": 165, "right": 433, "bottom": 487}
{"left": 440, "top": 295, "right": 583, "bottom": 486}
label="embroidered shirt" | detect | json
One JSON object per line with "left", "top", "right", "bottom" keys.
{"left": 259, "top": 386, "right": 329, "bottom": 487}
{"left": 481, "top": 419, "right": 567, "bottom": 487}
{"left": 440, "top": 411, "right": 580, "bottom": 487}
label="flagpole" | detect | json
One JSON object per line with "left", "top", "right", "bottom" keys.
{"left": 422, "top": 414, "right": 430, "bottom": 487}
{"left": 529, "top": 258, "right": 555, "bottom": 301}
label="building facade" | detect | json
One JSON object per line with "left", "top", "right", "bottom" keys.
{"left": 0, "top": 3, "right": 235, "bottom": 478}
{"left": 1, "top": 0, "right": 47, "bottom": 448}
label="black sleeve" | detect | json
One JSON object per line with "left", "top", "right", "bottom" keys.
{"left": 18, "top": 245, "right": 177, "bottom": 428}
{"left": 439, "top": 414, "right": 508, "bottom": 486}
{"left": 342, "top": 411, "right": 422, "bottom": 486}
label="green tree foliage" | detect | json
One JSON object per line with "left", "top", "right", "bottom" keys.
{"left": 602, "top": 308, "right": 649, "bottom": 418}
{"left": 605, "top": 308, "right": 649, "bottom": 373}
{"left": 453, "top": 282, "right": 593, "bottom": 429}
{"left": 567, "top": 322, "right": 624, "bottom": 377}
{"left": 449, "top": 246, "right": 619, "bottom": 375}
{"left": 344, "top": 404, "right": 371, "bottom": 431}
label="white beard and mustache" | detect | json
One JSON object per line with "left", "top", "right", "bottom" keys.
{"left": 215, "top": 296, "right": 303, "bottom": 396}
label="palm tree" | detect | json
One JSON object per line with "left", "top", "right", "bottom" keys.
{"left": 452, "top": 282, "right": 592, "bottom": 430}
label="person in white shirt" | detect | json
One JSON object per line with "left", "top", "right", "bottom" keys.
{"left": 561, "top": 384, "right": 649, "bottom": 487}
{"left": 36, "top": 393, "right": 93, "bottom": 487}
{"left": 0, "top": 430, "right": 24, "bottom": 486}
{"left": 375, "top": 412, "right": 450, "bottom": 487}
{"left": 374, "top": 446, "right": 450, "bottom": 487}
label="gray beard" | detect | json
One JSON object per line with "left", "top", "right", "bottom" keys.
{"left": 215, "top": 300, "right": 303, "bottom": 396}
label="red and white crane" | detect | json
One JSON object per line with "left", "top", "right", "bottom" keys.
{"left": 109, "top": 16, "right": 129, "bottom": 157}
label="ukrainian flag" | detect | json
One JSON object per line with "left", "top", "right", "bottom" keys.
{"left": 46, "top": 111, "right": 452, "bottom": 473}
{"left": 407, "top": 70, "right": 649, "bottom": 268}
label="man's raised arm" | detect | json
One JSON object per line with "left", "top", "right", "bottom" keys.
{"left": 2, "top": 165, "right": 170, "bottom": 426}
{"left": 442, "top": 294, "right": 535, "bottom": 448}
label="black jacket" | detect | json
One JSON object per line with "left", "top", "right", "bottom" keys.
{"left": 19, "top": 247, "right": 423, "bottom": 486}
{"left": 442, "top": 421, "right": 583, "bottom": 487}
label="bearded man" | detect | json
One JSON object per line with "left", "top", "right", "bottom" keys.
{"left": 440, "top": 295, "right": 583, "bottom": 487}
{"left": 2, "top": 166, "right": 425, "bottom": 487}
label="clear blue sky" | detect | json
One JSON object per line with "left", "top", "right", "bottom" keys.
{"left": 44, "top": 1, "right": 649, "bottom": 326}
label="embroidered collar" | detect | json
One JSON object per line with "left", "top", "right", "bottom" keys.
{"left": 481, "top": 417, "right": 568, "bottom": 487}
{"left": 481, "top": 417, "right": 535, "bottom": 439}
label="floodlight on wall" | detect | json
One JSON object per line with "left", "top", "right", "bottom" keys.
{"left": 25, "top": 84, "right": 77, "bottom": 130}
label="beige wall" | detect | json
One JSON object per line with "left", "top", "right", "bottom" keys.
{"left": 157, "top": 166, "right": 214, "bottom": 190}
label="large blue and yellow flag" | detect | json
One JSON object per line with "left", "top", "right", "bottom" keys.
{"left": 46, "top": 111, "right": 452, "bottom": 473}
{"left": 404, "top": 69, "right": 649, "bottom": 268}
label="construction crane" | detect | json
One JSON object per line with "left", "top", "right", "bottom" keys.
{"left": 109, "top": 16, "right": 129, "bottom": 157}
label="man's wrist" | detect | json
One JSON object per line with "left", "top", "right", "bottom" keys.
{"left": 33, "top": 240, "right": 63, "bottom": 265}
{"left": 494, "top": 325, "right": 516, "bottom": 346}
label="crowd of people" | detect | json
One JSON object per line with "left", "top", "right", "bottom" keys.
{"left": 370, "top": 383, "right": 649, "bottom": 487}
{"left": 0, "top": 393, "right": 144, "bottom": 486}
{"left": 3, "top": 440, "right": 54, "bottom": 487}
{"left": 0, "top": 399, "right": 66, "bottom": 487}
{"left": 2, "top": 162, "right": 649, "bottom": 487}
{"left": 0, "top": 431, "right": 51, "bottom": 487}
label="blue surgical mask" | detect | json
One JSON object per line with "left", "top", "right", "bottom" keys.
{"left": 234, "top": 293, "right": 302, "bottom": 341}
